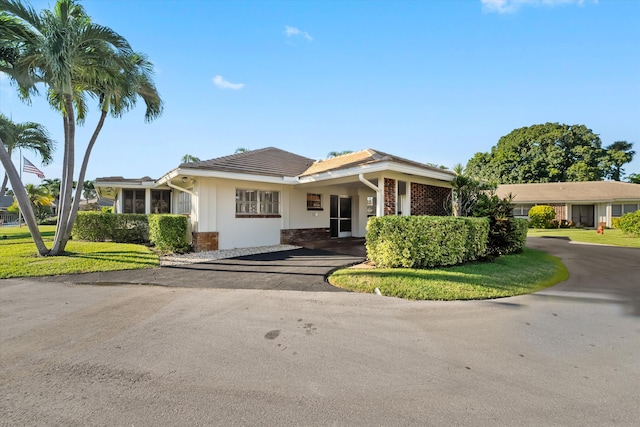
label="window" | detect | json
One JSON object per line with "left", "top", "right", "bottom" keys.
{"left": 151, "top": 190, "right": 171, "bottom": 214}
{"left": 513, "top": 204, "right": 534, "bottom": 216}
{"left": 177, "top": 192, "right": 191, "bottom": 214}
{"left": 612, "top": 204, "right": 622, "bottom": 217}
{"left": 236, "top": 189, "right": 280, "bottom": 216}
{"left": 367, "top": 196, "right": 376, "bottom": 217}
{"left": 307, "top": 193, "right": 322, "bottom": 210}
{"left": 123, "top": 190, "right": 145, "bottom": 213}
{"left": 623, "top": 204, "right": 638, "bottom": 214}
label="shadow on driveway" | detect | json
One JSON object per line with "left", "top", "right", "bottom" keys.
{"left": 31, "top": 248, "right": 365, "bottom": 292}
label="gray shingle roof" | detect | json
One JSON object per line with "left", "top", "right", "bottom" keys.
{"left": 496, "top": 181, "right": 640, "bottom": 203}
{"left": 181, "top": 147, "right": 316, "bottom": 177}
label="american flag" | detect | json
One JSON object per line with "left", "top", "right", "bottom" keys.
{"left": 23, "top": 157, "right": 45, "bottom": 179}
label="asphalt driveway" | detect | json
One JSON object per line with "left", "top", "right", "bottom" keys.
{"left": 1, "top": 237, "right": 639, "bottom": 426}
{"left": 29, "top": 248, "right": 365, "bottom": 292}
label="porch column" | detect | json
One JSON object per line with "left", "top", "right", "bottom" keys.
{"left": 145, "top": 188, "right": 151, "bottom": 214}
{"left": 383, "top": 177, "right": 397, "bottom": 216}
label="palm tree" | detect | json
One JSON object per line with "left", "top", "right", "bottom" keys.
{"left": 327, "top": 150, "right": 353, "bottom": 158}
{"left": 603, "top": 141, "right": 635, "bottom": 181}
{"left": 82, "top": 180, "right": 95, "bottom": 201}
{"left": 0, "top": 113, "right": 56, "bottom": 198}
{"left": 234, "top": 148, "right": 249, "bottom": 154}
{"left": 8, "top": 183, "right": 55, "bottom": 223}
{"left": 182, "top": 154, "right": 201, "bottom": 163}
{"left": 0, "top": 0, "right": 162, "bottom": 255}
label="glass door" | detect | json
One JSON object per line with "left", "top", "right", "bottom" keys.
{"left": 330, "top": 195, "right": 352, "bottom": 238}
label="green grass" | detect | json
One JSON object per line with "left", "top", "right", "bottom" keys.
{"left": 0, "top": 226, "right": 159, "bottom": 279}
{"left": 328, "top": 248, "right": 568, "bottom": 300}
{"left": 527, "top": 228, "right": 640, "bottom": 248}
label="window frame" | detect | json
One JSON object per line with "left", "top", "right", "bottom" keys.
{"left": 235, "top": 188, "right": 281, "bottom": 218}
{"left": 122, "top": 189, "right": 146, "bottom": 214}
{"left": 306, "top": 193, "right": 323, "bottom": 211}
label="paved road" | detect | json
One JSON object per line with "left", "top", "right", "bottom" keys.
{"left": 1, "top": 238, "right": 638, "bottom": 426}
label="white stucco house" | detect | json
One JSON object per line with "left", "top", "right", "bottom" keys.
{"left": 94, "top": 147, "right": 455, "bottom": 251}
{"left": 496, "top": 181, "right": 640, "bottom": 228}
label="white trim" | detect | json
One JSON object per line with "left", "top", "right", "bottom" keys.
{"left": 298, "top": 161, "right": 454, "bottom": 184}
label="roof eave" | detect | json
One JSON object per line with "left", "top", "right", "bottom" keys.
{"left": 298, "top": 161, "right": 455, "bottom": 184}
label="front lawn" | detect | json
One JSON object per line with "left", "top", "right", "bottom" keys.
{"left": 527, "top": 228, "right": 640, "bottom": 248}
{"left": 0, "top": 226, "right": 159, "bottom": 279}
{"left": 328, "top": 248, "right": 568, "bottom": 300}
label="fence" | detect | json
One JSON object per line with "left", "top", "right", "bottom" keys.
{"left": 0, "top": 212, "right": 19, "bottom": 227}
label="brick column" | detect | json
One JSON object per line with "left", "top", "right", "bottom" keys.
{"left": 384, "top": 178, "right": 396, "bottom": 216}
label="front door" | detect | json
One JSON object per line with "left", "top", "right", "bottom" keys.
{"left": 571, "top": 205, "right": 595, "bottom": 227}
{"left": 330, "top": 195, "right": 352, "bottom": 238}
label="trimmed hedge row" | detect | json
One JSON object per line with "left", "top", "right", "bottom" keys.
{"left": 366, "top": 216, "right": 490, "bottom": 268}
{"left": 148, "top": 214, "right": 190, "bottom": 252}
{"left": 72, "top": 212, "right": 189, "bottom": 252}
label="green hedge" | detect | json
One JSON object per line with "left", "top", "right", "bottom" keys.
{"left": 611, "top": 217, "right": 621, "bottom": 229}
{"left": 72, "top": 211, "right": 117, "bottom": 242}
{"left": 528, "top": 205, "right": 556, "bottom": 228}
{"left": 366, "top": 216, "right": 489, "bottom": 268}
{"left": 509, "top": 218, "right": 529, "bottom": 254}
{"left": 618, "top": 211, "right": 640, "bottom": 237}
{"left": 149, "top": 214, "right": 189, "bottom": 253}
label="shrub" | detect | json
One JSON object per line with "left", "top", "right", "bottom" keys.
{"left": 366, "top": 216, "right": 489, "bottom": 268}
{"left": 73, "top": 212, "right": 148, "bottom": 243}
{"left": 611, "top": 217, "right": 621, "bottom": 229}
{"left": 618, "top": 211, "right": 640, "bottom": 237}
{"left": 149, "top": 214, "right": 189, "bottom": 253}
{"left": 528, "top": 205, "right": 557, "bottom": 229}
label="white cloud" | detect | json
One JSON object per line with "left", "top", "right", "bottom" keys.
{"left": 212, "top": 75, "right": 245, "bottom": 90}
{"left": 481, "top": 0, "right": 595, "bottom": 14}
{"left": 285, "top": 25, "right": 313, "bottom": 42}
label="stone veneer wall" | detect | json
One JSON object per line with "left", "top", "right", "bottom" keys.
{"left": 410, "top": 183, "right": 452, "bottom": 216}
{"left": 281, "top": 228, "right": 331, "bottom": 245}
{"left": 192, "top": 232, "right": 219, "bottom": 252}
{"left": 384, "top": 178, "right": 396, "bottom": 216}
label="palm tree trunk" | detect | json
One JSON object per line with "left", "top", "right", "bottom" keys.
{"left": 0, "top": 138, "right": 49, "bottom": 255}
{"left": 61, "top": 108, "right": 108, "bottom": 252}
{"left": 0, "top": 173, "right": 8, "bottom": 199}
{"left": 51, "top": 95, "right": 76, "bottom": 255}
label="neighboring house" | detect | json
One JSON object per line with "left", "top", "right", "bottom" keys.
{"left": 0, "top": 195, "right": 18, "bottom": 226}
{"left": 496, "top": 181, "right": 640, "bottom": 228}
{"left": 94, "top": 147, "right": 455, "bottom": 251}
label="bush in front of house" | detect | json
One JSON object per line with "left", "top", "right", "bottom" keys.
{"left": 528, "top": 205, "right": 557, "bottom": 229}
{"left": 73, "top": 212, "right": 148, "bottom": 244}
{"left": 509, "top": 218, "right": 529, "bottom": 254}
{"left": 148, "top": 214, "right": 189, "bottom": 253}
{"left": 472, "top": 193, "right": 527, "bottom": 257}
{"left": 618, "top": 211, "right": 640, "bottom": 237}
{"left": 461, "top": 217, "right": 490, "bottom": 261}
{"left": 611, "top": 217, "right": 621, "bottom": 229}
{"left": 366, "top": 216, "right": 489, "bottom": 268}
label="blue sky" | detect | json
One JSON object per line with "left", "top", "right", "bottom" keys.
{"left": 1, "top": 0, "right": 639, "bottom": 186}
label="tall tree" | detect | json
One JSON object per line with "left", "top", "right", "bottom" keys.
{"left": 601, "top": 141, "right": 635, "bottom": 181}
{"left": 466, "top": 123, "right": 606, "bottom": 184}
{"left": 82, "top": 180, "right": 95, "bottom": 201}
{"left": 327, "top": 150, "right": 353, "bottom": 158}
{"left": 0, "top": 0, "right": 162, "bottom": 255}
{"left": 0, "top": 114, "right": 55, "bottom": 198}
{"left": 628, "top": 173, "right": 640, "bottom": 184}
{"left": 181, "top": 154, "right": 201, "bottom": 163}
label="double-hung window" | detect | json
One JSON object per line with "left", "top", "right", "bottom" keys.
{"left": 236, "top": 189, "right": 280, "bottom": 216}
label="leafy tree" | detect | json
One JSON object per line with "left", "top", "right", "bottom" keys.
{"left": 82, "top": 180, "right": 95, "bottom": 201}
{"left": 8, "top": 183, "right": 54, "bottom": 222}
{"left": 181, "top": 154, "right": 201, "bottom": 163}
{"left": 0, "top": 113, "right": 55, "bottom": 198}
{"left": 0, "top": 0, "right": 162, "bottom": 256}
{"left": 327, "top": 150, "right": 353, "bottom": 158}
{"left": 234, "top": 148, "right": 249, "bottom": 154}
{"left": 466, "top": 123, "right": 608, "bottom": 184}
{"left": 628, "top": 173, "right": 640, "bottom": 184}
{"left": 601, "top": 141, "right": 635, "bottom": 181}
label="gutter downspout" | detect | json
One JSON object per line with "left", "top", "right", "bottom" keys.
{"left": 167, "top": 181, "right": 196, "bottom": 198}
{"left": 359, "top": 173, "right": 383, "bottom": 217}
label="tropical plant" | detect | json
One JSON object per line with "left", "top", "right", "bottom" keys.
{"left": 447, "top": 163, "right": 495, "bottom": 217}
{"left": 8, "top": 183, "right": 54, "bottom": 222}
{"left": 82, "top": 180, "right": 95, "bottom": 201}
{"left": 327, "top": 150, "right": 353, "bottom": 158}
{"left": 0, "top": 0, "right": 162, "bottom": 256}
{"left": 0, "top": 114, "right": 55, "bottom": 198}
{"left": 181, "top": 154, "right": 201, "bottom": 163}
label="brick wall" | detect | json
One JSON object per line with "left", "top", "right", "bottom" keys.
{"left": 384, "top": 178, "right": 396, "bottom": 216}
{"left": 550, "top": 204, "right": 567, "bottom": 221}
{"left": 410, "top": 183, "right": 452, "bottom": 216}
{"left": 281, "top": 228, "right": 331, "bottom": 245}
{"left": 192, "top": 231, "right": 219, "bottom": 252}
